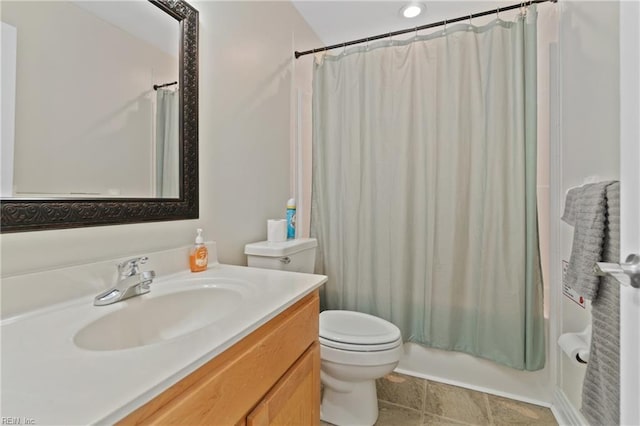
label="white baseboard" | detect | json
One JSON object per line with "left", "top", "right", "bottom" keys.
{"left": 551, "top": 388, "right": 587, "bottom": 426}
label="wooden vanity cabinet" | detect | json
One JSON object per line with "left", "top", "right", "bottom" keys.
{"left": 119, "top": 290, "right": 320, "bottom": 426}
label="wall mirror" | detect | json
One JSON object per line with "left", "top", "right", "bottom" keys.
{"left": 0, "top": 0, "right": 198, "bottom": 232}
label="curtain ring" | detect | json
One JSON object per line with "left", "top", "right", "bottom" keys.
{"left": 442, "top": 19, "right": 447, "bottom": 35}
{"left": 366, "top": 37, "right": 369, "bottom": 50}
{"left": 496, "top": 8, "right": 500, "bottom": 20}
{"left": 468, "top": 14, "right": 473, "bottom": 29}
{"left": 414, "top": 26, "right": 418, "bottom": 40}
{"left": 342, "top": 43, "right": 347, "bottom": 55}
{"left": 388, "top": 32, "right": 393, "bottom": 44}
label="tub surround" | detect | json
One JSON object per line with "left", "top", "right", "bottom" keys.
{"left": 397, "top": 342, "right": 552, "bottom": 407}
{"left": 0, "top": 245, "right": 327, "bottom": 424}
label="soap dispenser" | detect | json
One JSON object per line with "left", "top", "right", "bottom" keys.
{"left": 190, "top": 228, "right": 208, "bottom": 272}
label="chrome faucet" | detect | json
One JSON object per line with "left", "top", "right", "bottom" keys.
{"left": 94, "top": 256, "right": 156, "bottom": 306}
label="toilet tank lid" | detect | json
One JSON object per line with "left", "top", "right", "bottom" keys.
{"left": 244, "top": 238, "right": 317, "bottom": 257}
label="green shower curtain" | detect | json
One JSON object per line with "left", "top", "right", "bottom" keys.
{"left": 155, "top": 88, "right": 179, "bottom": 198}
{"left": 311, "top": 7, "right": 545, "bottom": 370}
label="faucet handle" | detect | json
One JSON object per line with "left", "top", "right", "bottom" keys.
{"left": 118, "top": 256, "right": 149, "bottom": 277}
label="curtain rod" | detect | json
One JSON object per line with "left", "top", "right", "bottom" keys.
{"left": 294, "top": 0, "right": 556, "bottom": 59}
{"left": 153, "top": 81, "right": 177, "bottom": 91}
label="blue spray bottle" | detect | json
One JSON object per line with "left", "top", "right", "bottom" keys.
{"left": 286, "top": 198, "right": 296, "bottom": 239}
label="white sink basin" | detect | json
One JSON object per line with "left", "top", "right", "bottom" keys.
{"left": 74, "top": 278, "right": 252, "bottom": 351}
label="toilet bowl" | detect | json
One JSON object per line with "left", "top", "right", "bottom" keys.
{"left": 320, "top": 310, "right": 403, "bottom": 426}
{"left": 244, "top": 239, "right": 403, "bottom": 426}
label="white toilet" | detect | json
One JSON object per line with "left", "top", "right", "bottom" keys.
{"left": 245, "top": 238, "right": 403, "bottom": 426}
{"left": 319, "top": 310, "right": 403, "bottom": 425}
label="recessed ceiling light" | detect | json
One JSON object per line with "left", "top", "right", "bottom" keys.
{"left": 401, "top": 3, "right": 424, "bottom": 19}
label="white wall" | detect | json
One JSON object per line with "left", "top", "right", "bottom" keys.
{"left": 553, "top": 0, "right": 620, "bottom": 418}
{"left": 0, "top": 2, "right": 321, "bottom": 277}
{"left": 197, "top": 1, "right": 320, "bottom": 265}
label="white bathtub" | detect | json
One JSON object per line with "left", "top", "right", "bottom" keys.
{"left": 395, "top": 325, "right": 553, "bottom": 407}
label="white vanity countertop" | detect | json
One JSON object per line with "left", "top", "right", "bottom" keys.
{"left": 0, "top": 264, "right": 327, "bottom": 425}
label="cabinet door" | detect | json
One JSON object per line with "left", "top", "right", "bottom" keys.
{"left": 247, "top": 342, "right": 320, "bottom": 426}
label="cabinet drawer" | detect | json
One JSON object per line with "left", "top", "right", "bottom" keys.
{"left": 120, "top": 291, "right": 319, "bottom": 425}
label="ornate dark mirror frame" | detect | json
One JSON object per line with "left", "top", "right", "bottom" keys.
{"left": 1, "top": 0, "right": 199, "bottom": 233}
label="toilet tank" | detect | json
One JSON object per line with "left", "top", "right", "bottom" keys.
{"left": 244, "top": 238, "right": 317, "bottom": 273}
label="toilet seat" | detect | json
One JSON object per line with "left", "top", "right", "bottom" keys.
{"left": 320, "top": 336, "right": 402, "bottom": 352}
{"left": 320, "top": 339, "right": 404, "bottom": 367}
{"left": 320, "top": 310, "right": 402, "bottom": 350}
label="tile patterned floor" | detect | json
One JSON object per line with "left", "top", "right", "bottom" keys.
{"left": 321, "top": 372, "right": 558, "bottom": 426}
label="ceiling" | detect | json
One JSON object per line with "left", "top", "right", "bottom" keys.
{"left": 292, "top": 1, "right": 522, "bottom": 48}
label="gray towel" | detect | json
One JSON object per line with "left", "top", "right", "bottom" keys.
{"left": 581, "top": 182, "right": 620, "bottom": 426}
{"left": 561, "top": 186, "right": 582, "bottom": 225}
{"left": 561, "top": 182, "right": 616, "bottom": 300}
{"left": 563, "top": 182, "right": 620, "bottom": 425}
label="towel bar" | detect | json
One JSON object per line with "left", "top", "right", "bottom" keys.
{"left": 594, "top": 254, "right": 640, "bottom": 288}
